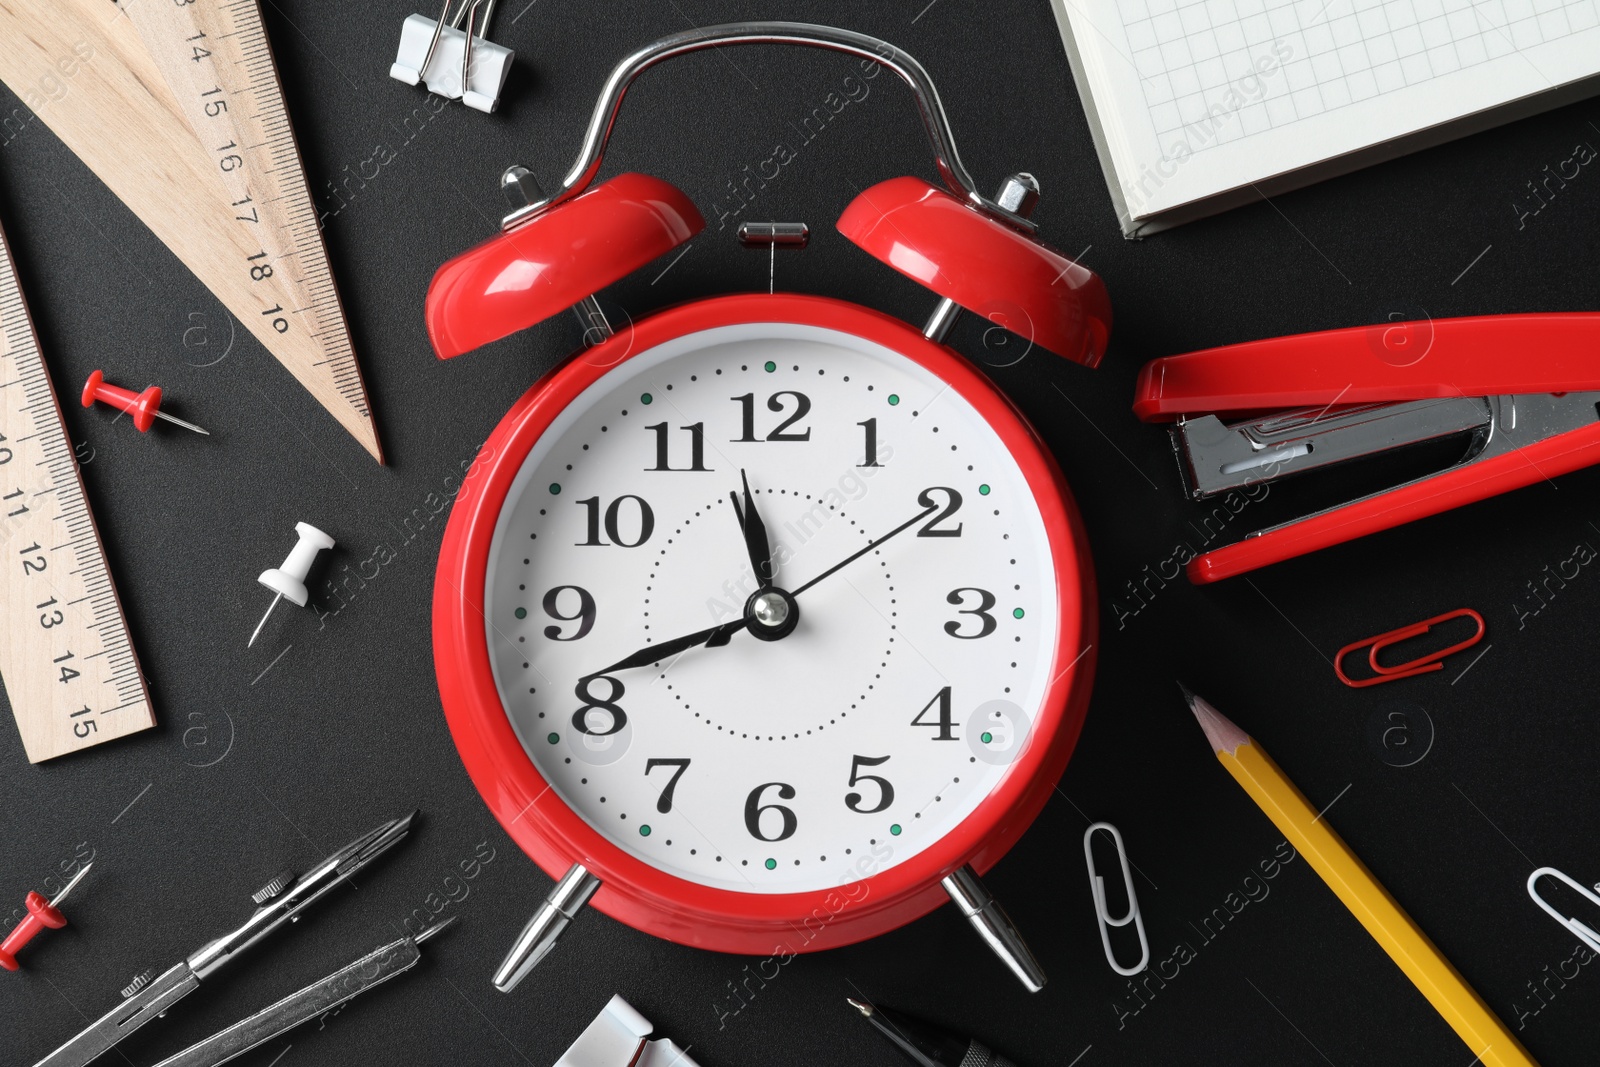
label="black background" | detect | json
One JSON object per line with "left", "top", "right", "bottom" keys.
{"left": 2, "top": 2, "right": 1599, "bottom": 1065}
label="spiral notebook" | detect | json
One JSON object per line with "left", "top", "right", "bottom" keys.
{"left": 1049, "top": 0, "right": 1600, "bottom": 235}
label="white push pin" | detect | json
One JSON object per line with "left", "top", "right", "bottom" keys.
{"left": 248, "top": 522, "right": 334, "bottom": 648}
{"left": 391, "top": 0, "right": 514, "bottom": 113}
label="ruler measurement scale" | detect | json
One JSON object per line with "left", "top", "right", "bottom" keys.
{"left": 0, "top": 218, "right": 154, "bottom": 763}
{"left": 0, "top": 0, "right": 381, "bottom": 460}
{"left": 120, "top": 0, "right": 378, "bottom": 453}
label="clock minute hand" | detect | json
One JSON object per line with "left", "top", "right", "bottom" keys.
{"left": 730, "top": 468, "right": 775, "bottom": 584}
{"left": 790, "top": 504, "right": 938, "bottom": 597}
{"left": 588, "top": 503, "right": 934, "bottom": 678}
{"left": 586, "top": 617, "right": 750, "bottom": 678}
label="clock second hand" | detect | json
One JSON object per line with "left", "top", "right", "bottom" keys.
{"left": 787, "top": 503, "right": 937, "bottom": 597}
{"left": 583, "top": 500, "right": 938, "bottom": 679}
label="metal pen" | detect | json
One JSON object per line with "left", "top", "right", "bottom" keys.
{"left": 151, "top": 918, "right": 453, "bottom": 1067}
{"left": 848, "top": 998, "right": 1020, "bottom": 1067}
{"left": 34, "top": 813, "right": 415, "bottom": 1067}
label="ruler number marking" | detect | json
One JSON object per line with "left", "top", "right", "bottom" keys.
{"left": 19, "top": 540, "right": 46, "bottom": 574}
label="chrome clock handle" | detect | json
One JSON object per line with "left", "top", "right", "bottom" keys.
{"left": 499, "top": 22, "right": 1033, "bottom": 234}
{"left": 943, "top": 865, "right": 1048, "bottom": 992}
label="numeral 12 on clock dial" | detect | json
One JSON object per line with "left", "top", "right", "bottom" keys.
{"left": 428, "top": 22, "right": 1108, "bottom": 996}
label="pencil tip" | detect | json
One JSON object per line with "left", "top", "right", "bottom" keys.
{"left": 1181, "top": 685, "right": 1250, "bottom": 754}
{"left": 1176, "top": 680, "right": 1197, "bottom": 707}
{"left": 846, "top": 997, "right": 874, "bottom": 1018}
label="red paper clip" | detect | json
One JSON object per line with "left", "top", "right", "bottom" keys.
{"left": 1334, "top": 609, "right": 1485, "bottom": 688}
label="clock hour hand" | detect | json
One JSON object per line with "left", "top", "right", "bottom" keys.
{"left": 729, "top": 468, "right": 775, "bottom": 584}
{"left": 586, "top": 617, "right": 749, "bottom": 678}
{"left": 589, "top": 500, "right": 935, "bottom": 678}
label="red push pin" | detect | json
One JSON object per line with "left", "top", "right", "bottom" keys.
{"left": 0, "top": 861, "right": 93, "bottom": 971}
{"left": 81, "top": 370, "right": 209, "bottom": 435}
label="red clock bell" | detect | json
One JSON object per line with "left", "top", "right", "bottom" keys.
{"left": 426, "top": 22, "right": 1111, "bottom": 994}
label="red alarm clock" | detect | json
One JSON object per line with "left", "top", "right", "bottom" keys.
{"left": 427, "top": 22, "right": 1109, "bottom": 994}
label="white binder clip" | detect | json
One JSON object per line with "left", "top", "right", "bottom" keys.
{"left": 555, "top": 995, "right": 703, "bottom": 1067}
{"left": 1084, "top": 821, "right": 1150, "bottom": 976}
{"left": 1528, "top": 867, "right": 1600, "bottom": 953}
{"left": 390, "top": 0, "right": 513, "bottom": 114}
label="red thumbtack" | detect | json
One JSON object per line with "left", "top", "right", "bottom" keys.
{"left": 0, "top": 861, "right": 93, "bottom": 971}
{"left": 81, "top": 370, "right": 210, "bottom": 435}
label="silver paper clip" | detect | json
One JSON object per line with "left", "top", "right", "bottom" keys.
{"left": 1084, "top": 821, "right": 1150, "bottom": 976}
{"left": 1528, "top": 867, "right": 1600, "bottom": 953}
{"left": 390, "top": 0, "right": 514, "bottom": 113}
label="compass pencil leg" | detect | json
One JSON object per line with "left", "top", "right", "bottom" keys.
{"left": 493, "top": 863, "right": 600, "bottom": 993}
{"left": 942, "top": 864, "right": 1046, "bottom": 992}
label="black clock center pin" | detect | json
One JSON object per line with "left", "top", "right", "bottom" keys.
{"left": 584, "top": 496, "right": 937, "bottom": 679}
{"left": 730, "top": 470, "right": 799, "bottom": 642}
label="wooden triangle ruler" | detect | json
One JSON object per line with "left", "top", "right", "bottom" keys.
{"left": 0, "top": 0, "right": 383, "bottom": 462}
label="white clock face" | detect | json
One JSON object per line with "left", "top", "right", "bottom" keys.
{"left": 485, "top": 322, "right": 1062, "bottom": 894}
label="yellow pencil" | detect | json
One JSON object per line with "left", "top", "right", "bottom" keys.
{"left": 1181, "top": 685, "right": 1538, "bottom": 1067}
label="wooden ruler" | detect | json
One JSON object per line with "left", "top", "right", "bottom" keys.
{"left": 0, "top": 0, "right": 382, "bottom": 462}
{"left": 0, "top": 215, "right": 154, "bottom": 763}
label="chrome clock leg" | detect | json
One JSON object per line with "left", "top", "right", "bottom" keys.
{"left": 492, "top": 863, "right": 601, "bottom": 993}
{"left": 942, "top": 864, "right": 1047, "bottom": 992}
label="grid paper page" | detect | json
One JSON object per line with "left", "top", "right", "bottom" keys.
{"left": 1127, "top": 0, "right": 1600, "bottom": 156}
{"left": 1055, "top": 0, "right": 1600, "bottom": 224}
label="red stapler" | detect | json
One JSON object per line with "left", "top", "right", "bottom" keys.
{"left": 1133, "top": 313, "right": 1600, "bottom": 583}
